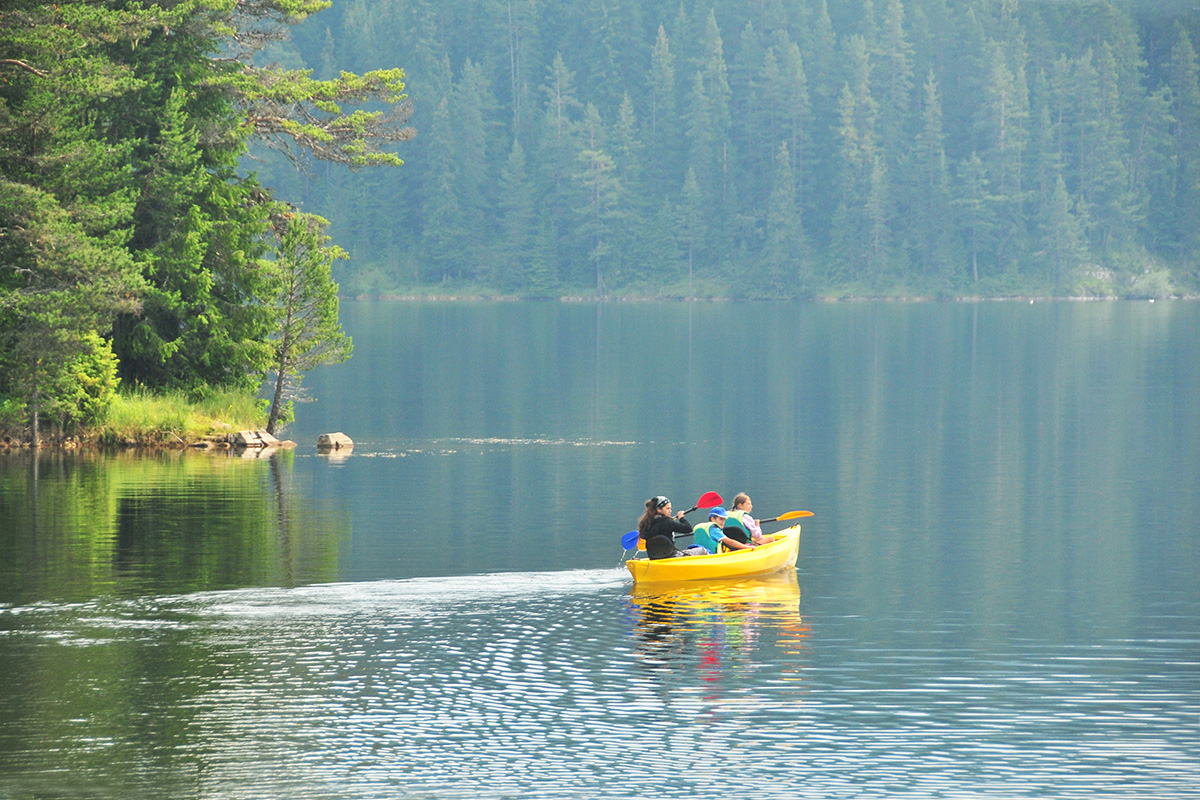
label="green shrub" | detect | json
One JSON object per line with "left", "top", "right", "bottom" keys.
{"left": 1126, "top": 269, "right": 1174, "bottom": 299}
{"left": 68, "top": 332, "right": 121, "bottom": 426}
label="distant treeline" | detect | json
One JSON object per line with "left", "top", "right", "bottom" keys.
{"left": 264, "top": 0, "right": 1200, "bottom": 298}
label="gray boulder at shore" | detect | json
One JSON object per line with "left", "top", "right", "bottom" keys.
{"left": 234, "top": 429, "right": 280, "bottom": 448}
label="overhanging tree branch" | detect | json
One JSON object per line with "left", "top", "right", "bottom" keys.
{"left": 0, "top": 59, "right": 47, "bottom": 78}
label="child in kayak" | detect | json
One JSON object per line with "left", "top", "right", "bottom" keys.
{"left": 724, "top": 493, "right": 774, "bottom": 545}
{"left": 691, "top": 507, "right": 756, "bottom": 554}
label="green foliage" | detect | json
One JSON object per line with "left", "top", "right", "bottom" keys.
{"left": 1, "top": 0, "right": 405, "bottom": 439}
{"left": 60, "top": 332, "right": 121, "bottom": 427}
{"left": 1126, "top": 269, "right": 1174, "bottom": 300}
{"left": 264, "top": 211, "right": 352, "bottom": 434}
{"left": 98, "top": 385, "right": 266, "bottom": 444}
{"left": 0, "top": 397, "right": 25, "bottom": 433}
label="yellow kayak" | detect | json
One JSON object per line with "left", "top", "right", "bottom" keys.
{"left": 625, "top": 524, "right": 801, "bottom": 583}
{"left": 628, "top": 569, "right": 801, "bottom": 614}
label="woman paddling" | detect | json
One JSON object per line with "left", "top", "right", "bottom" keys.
{"left": 638, "top": 496, "right": 702, "bottom": 559}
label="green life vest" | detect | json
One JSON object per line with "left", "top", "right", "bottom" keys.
{"left": 723, "top": 509, "right": 750, "bottom": 542}
{"left": 692, "top": 521, "right": 723, "bottom": 553}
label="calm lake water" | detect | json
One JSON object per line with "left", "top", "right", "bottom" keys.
{"left": 2, "top": 300, "right": 1198, "bottom": 799}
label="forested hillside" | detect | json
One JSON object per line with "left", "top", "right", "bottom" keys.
{"left": 264, "top": 0, "right": 1200, "bottom": 298}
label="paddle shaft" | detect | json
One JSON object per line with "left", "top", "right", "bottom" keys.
{"left": 758, "top": 510, "right": 814, "bottom": 523}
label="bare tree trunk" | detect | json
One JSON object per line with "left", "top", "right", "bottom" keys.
{"left": 267, "top": 357, "right": 287, "bottom": 435}
{"left": 30, "top": 369, "right": 40, "bottom": 449}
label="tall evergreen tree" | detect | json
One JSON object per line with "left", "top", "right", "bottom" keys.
{"left": 496, "top": 139, "right": 536, "bottom": 290}
{"left": 1036, "top": 172, "right": 1087, "bottom": 293}
{"left": 421, "top": 96, "right": 467, "bottom": 280}
{"left": 265, "top": 212, "right": 352, "bottom": 435}
{"left": 572, "top": 104, "right": 623, "bottom": 294}
{"left": 974, "top": 38, "right": 1030, "bottom": 272}
{"left": 1091, "top": 43, "right": 1139, "bottom": 253}
{"left": 454, "top": 59, "right": 500, "bottom": 271}
{"left": 611, "top": 93, "right": 648, "bottom": 280}
{"left": 952, "top": 153, "right": 996, "bottom": 284}
{"left": 830, "top": 35, "right": 881, "bottom": 281}
{"left": 647, "top": 24, "right": 681, "bottom": 191}
{"left": 679, "top": 167, "right": 706, "bottom": 294}
{"left": 762, "top": 142, "right": 809, "bottom": 295}
{"left": 910, "top": 71, "right": 954, "bottom": 282}
{"left": 1167, "top": 24, "right": 1200, "bottom": 258}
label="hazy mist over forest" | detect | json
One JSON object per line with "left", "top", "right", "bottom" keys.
{"left": 260, "top": 0, "right": 1200, "bottom": 299}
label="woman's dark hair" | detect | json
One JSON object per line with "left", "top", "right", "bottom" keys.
{"left": 637, "top": 496, "right": 667, "bottom": 535}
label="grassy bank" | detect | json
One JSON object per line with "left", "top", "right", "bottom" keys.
{"left": 0, "top": 387, "right": 268, "bottom": 450}
{"left": 92, "top": 387, "right": 267, "bottom": 446}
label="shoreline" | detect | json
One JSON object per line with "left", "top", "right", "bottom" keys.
{"left": 347, "top": 292, "right": 1199, "bottom": 303}
{"left": 0, "top": 430, "right": 298, "bottom": 454}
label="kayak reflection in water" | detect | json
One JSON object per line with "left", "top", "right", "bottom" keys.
{"left": 628, "top": 572, "right": 808, "bottom": 674}
{"left": 637, "top": 496, "right": 706, "bottom": 559}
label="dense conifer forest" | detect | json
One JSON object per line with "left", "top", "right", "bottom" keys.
{"left": 3, "top": 0, "right": 1199, "bottom": 443}
{"left": 263, "top": 0, "right": 1200, "bottom": 299}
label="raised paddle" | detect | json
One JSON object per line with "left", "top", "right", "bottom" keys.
{"left": 681, "top": 490, "right": 723, "bottom": 515}
{"left": 757, "top": 510, "right": 814, "bottom": 524}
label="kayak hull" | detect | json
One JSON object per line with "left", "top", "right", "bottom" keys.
{"left": 625, "top": 524, "right": 801, "bottom": 583}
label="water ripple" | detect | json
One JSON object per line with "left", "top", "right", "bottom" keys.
{"left": 2, "top": 572, "right": 1198, "bottom": 799}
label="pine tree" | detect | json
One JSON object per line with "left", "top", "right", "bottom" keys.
{"left": 496, "top": 140, "right": 535, "bottom": 291}
{"left": 910, "top": 71, "right": 954, "bottom": 282}
{"left": 1036, "top": 172, "right": 1087, "bottom": 293}
{"left": 265, "top": 212, "right": 352, "bottom": 435}
{"left": 974, "top": 39, "right": 1030, "bottom": 272}
{"left": 1167, "top": 24, "right": 1200, "bottom": 258}
{"left": 1129, "top": 86, "right": 1176, "bottom": 248}
{"left": 830, "top": 35, "right": 881, "bottom": 281}
{"left": 454, "top": 59, "right": 500, "bottom": 271}
{"left": 1091, "top": 43, "right": 1138, "bottom": 253}
{"left": 612, "top": 94, "right": 648, "bottom": 281}
{"left": 537, "top": 52, "right": 584, "bottom": 273}
{"left": 684, "top": 71, "right": 717, "bottom": 200}
{"left": 572, "top": 104, "right": 623, "bottom": 295}
{"left": 647, "top": 24, "right": 681, "bottom": 191}
{"left": 762, "top": 142, "right": 809, "bottom": 296}
{"left": 527, "top": 220, "right": 560, "bottom": 298}
{"left": 421, "top": 96, "right": 467, "bottom": 280}
{"left": 876, "top": 0, "right": 915, "bottom": 162}
{"left": 952, "top": 153, "right": 996, "bottom": 285}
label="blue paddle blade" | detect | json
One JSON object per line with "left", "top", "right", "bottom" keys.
{"left": 621, "top": 530, "right": 640, "bottom": 549}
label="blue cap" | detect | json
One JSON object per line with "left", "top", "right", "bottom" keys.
{"left": 709, "top": 506, "right": 727, "bottom": 519}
